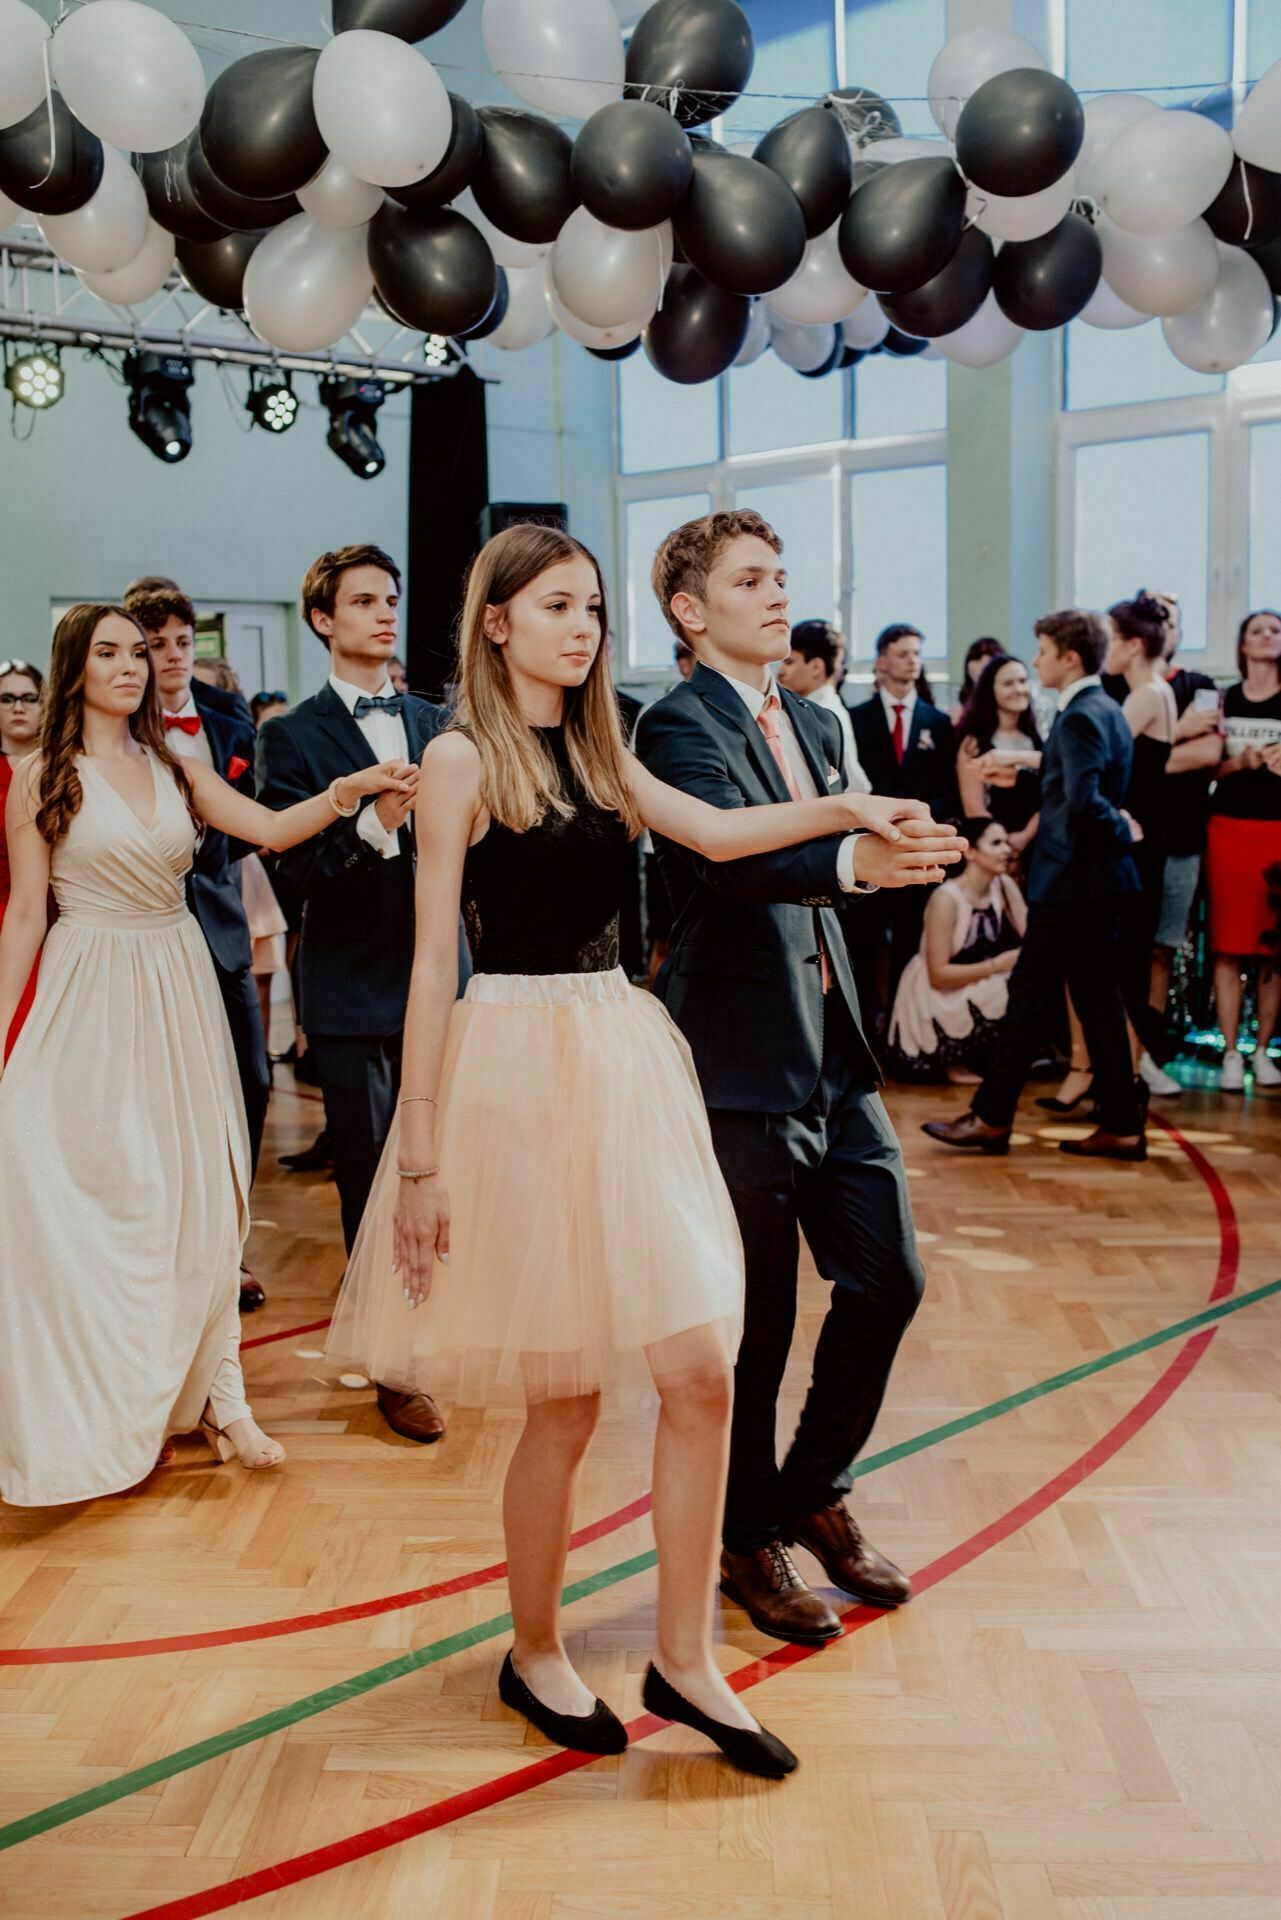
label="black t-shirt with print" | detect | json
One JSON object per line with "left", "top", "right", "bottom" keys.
{"left": 1211, "top": 683, "right": 1281, "bottom": 822}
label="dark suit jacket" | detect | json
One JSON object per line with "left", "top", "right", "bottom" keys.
{"left": 185, "top": 682, "right": 256, "bottom": 974}
{"left": 635, "top": 663, "right": 879, "bottom": 1112}
{"left": 191, "top": 675, "right": 254, "bottom": 731}
{"left": 850, "top": 693, "right": 957, "bottom": 816}
{"left": 1026, "top": 683, "right": 1140, "bottom": 905}
{"left": 255, "top": 684, "right": 450, "bottom": 1037}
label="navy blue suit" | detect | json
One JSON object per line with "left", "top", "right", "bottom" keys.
{"left": 974, "top": 682, "right": 1143, "bottom": 1136}
{"left": 637, "top": 664, "right": 924, "bottom": 1551}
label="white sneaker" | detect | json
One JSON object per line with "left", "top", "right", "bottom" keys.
{"left": 1221, "top": 1049, "right": 1245, "bottom": 1092}
{"left": 1138, "top": 1052, "right": 1182, "bottom": 1097}
{"left": 1254, "top": 1050, "right": 1281, "bottom": 1088}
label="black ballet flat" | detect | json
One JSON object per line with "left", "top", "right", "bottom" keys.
{"left": 497, "top": 1651, "right": 628, "bottom": 1756}
{"left": 642, "top": 1664, "right": 798, "bottom": 1779}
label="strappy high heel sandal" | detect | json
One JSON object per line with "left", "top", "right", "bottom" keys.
{"left": 200, "top": 1410, "right": 287, "bottom": 1471}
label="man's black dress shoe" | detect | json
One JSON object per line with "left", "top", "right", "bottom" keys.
{"left": 238, "top": 1265, "right": 266, "bottom": 1313}
{"left": 279, "top": 1130, "right": 332, "bottom": 1172}
{"left": 498, "top": 1651, "right": 628, "bottom": 1755}
{"left": 642, "top": 1664, "right": 798, "bottom": 1779}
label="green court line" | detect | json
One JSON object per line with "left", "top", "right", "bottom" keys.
{"left": 2, "top": 1275, "right": 1277, "bottom": 1857}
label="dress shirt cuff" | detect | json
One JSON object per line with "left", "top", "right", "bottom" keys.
{"left": 837, "top": 832, "right": 878, "bottom": 895}
{"left": 356, "top": 800, "right": 401, "bottom": 860}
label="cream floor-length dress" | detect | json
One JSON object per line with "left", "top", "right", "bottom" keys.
{"left": 0, "top": 751, "right": 252, "bottom": 1507}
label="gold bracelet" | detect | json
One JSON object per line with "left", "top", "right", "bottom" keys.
{"left": 328, "top": 776, "right": 358, "bottom": 818}
{"left": 399, "top": 1095, "right": 436, "bottom": 1107}
{"left": 396, "top": 1165, "right": 440, "bottom": 1181}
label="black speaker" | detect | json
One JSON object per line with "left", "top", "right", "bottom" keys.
{"left": 479, "top": 500, "right": 569, "bottom": 543}
{"left": 407, "top": 368, "right": 489, "bottom": 700}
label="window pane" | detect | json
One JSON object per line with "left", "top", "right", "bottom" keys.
{"left": 1250, "top": 0, "right": 1281, "bottom": 75}
{"left": 1065, "top": 318, "right": 1223, "bottom": 410}
{"left": 620, "top": 349, "right": 719, "bottom": 474}
{"left": 1248, "top": 421, "right": 1281, "bottom": 613}
{"left": 733, "top": 472, "right": 839, "bottom": 624}
{"left": 1067, "top": 0, "right": 1231, "bottom": 107}
{"left": 854, "top": 349, "right": 947, "bottom": 439}
{"left": 625, "top": 492, "right": 710, "bottom": 671}
{"left": 724, "top": 0, "right": 836, "bottom": 141}
{"left": 849, "top": 464, "right": 948, "bottom": 659}
{"left": 845, "top": 0, "right": 949, "bottom": 138}
{"left": 1073, "top": 433, "right": 1210, "bottom": 651}
{"left": 727, "top": 353, "right": 845, "bottom": 456}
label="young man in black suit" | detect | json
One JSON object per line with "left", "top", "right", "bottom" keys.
{"left": 126, "top": 582, "right": 270, "bottom": 1314}
{"left": 637, "top": 509, "right": 963, "bottom": 1646}
{"left": 923, "top": 608, "right": 1147, "bottom": 1161}
{"left": 256, "top": 544, "right": 455, "bottom": 1443}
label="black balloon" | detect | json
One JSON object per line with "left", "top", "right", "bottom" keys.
{"left": 880, "top": 325, "right": 930, "bottom": 357}
{"left": 136, "top": 145, "right": 227, "bottom": 242}
{"left": 369, "top": 201, "right": 498, "bottom": 336}
{"left": 332, "top": 0, "right": 467, "bottom": 36}
{"left": 755, "top": 106, "right": 851, "bottom": 239}
{"left": 0, "top": 93, "right": 103, "bottom": 216}
{"left": 839, "top": 343, "right": 865, "bottom": 367}
{"left": 1205, "top": 158, "right": 1281, "bottom": 248}
{"left": 572, "top": 100, "right": 693, "bottom": 231}
{"left": 956, "top": 68, "right": 1084, "bottom": 198}
{"left": 186, "top": 134, "right": 301, "bottom": 232}
{"left": 473, "top": 108, "right": 578, "bottom": 246}
{"left": 643, "top": 264, "right": 749, "bottom": 381}
{"left": 797, "top": 334, "right": 846, "bottom": 378}
{"left": 822, "top": 86, "right": 902, "bottom": 149}
{"left": 674, "top": 148, "right": 806, "bottom": 295}
{"left": 588, "top": 337, "right": 643, "bottom": 361}
{"left": 881, "top": 226, "right": 994, "bottom": 338}
{"left": 625, "top": 0, "right": 754, "bottom": 131}
{"left": 1248, "top": 233, "right": 1281, "bottom": 295}
{"left": 838, "top": 157, "right": 966, "bottom": 294}
{"left": 393, "top": 94, "right": 483, "bottom": 211}
{"left": 993, "top": 211, "right": 1100, "bottom": 329}
{"left": 457, "top": 266, "right": 509, "bottom": 340}
{"left": 177, "top": 229, "right": 265, "bottom": 310}
{"left": 200, "top": 48, "right": 325, "bottom": 202}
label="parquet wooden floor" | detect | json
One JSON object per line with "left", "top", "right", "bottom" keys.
{"left": 1, "top": 1063, "right": 1279, "bottom": 1920}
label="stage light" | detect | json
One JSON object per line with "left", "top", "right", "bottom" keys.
{"left": 423, "top": 334, "right": 450, "bottom": 370}
{"left": 320, "top": 374, "right": 386, "bottom": 480}
{"left": 124, "top": 350, "right": 194, "bottom": 463}
{"left": 5, "top": 346, "right": 64, "bottom": 411}
{"left": 246, "top": 369, "right": 298, "bottom": 434}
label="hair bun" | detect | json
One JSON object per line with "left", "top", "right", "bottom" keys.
{"left": 1133, "top": 590, "right": 1171, "bottom": 625}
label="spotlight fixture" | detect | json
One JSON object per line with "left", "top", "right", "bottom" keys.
{"left": 4, "top": 345, "right": 64, "bottom": 411}
{"left": 246, "top": 368, "right": 299, "bottom": 434}
{"left": 320, "top": 374, "right": 386, "bottom": 479}
{"left": 422, "top": 334, "right": 451, "bottom": 370}
{"left": 124, "top": 350, "right": 194, "bottom": 463}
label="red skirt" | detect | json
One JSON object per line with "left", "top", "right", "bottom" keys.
{"left": 1205, "top": 814, "right": 1281, "bottom": 957}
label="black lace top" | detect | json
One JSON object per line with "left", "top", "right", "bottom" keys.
{"left": 461, "top": 726, "right": 631, "bottom": 975}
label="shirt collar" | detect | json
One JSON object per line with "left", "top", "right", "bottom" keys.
{"left": 1057, "top": 673, "right": 1102, "bottom": 713}
{"left": 881, "top": 684, "right": 917, "bottom": 716}
{"left": 329, "top": 671, "right": 394, "bottom": 715}
{"left": 707, "top": 665, "right": 774, "bottom": 722}
{"left": 168, "top": 691, "right": 200, "bottom": 724}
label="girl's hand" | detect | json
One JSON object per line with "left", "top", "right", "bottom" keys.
{"left": 839, "top": 793, "right": 928, "bottom": 839}
{"left": 393, "top": 1175, "right": 451, "bottom": 1309}
{"left": 339, "top": 760, "right": 418, "bottom": 804}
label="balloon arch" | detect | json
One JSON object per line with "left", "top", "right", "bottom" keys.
{"left": 1, "top": 0, "right": 1279, "bottom": 397}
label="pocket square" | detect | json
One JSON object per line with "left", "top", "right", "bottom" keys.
{"left": 827, "top": 767, "right": 841, "bottom": 786}
{"left": 918, "top": 730, "right": 935, "bottom": 752}
{"left": 227, "top": 755, "right": 251, "bottom": 782}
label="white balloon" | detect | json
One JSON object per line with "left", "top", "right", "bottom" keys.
{"left": 1098, "top": 214, "right": 1220, "bottom": 316}
{"left": 454, "top": 186, "right": 549, "bottom": 269}
{"left": 38, "top": 143, "right": 148, "bottom": 273}
{"left": 552, "top": 207, "right": 669, "bottom": 328}
{"left": 733, "top": 299, "right": 772, "bottom": 366}
{"left": 934, "top": 289, "right": 1024, "bottom": 366}
{"left": 769, "top": 316, "right": 838, "bottom": 373}
{"left": 79, "top": 215, "right": 174, "bottom": 304}
{"left": 1162, "top": 241, "right": 1275, "bottom": 372}
{"left": 244, "top": 214, "right": 374, "bottom": 352}
{"left": 298, "top": 155, "right": 384, "bottom": 230}
{"left": 481, "top": 0, "right": 624, "bottom": 122}
{"left": 0, "top": 0, "right": 49, "bottom": 132}
{"left": 1232, "top": 57, "right": 1281, "bottom": 171}
{"left": 972, "top": 170, "right": 1075, "bottom": 242}
{"left": 313, "top": 31, "right": 451, "bottom": 190}
{"left": 51, "top": 0, "right": 204, "bottom": 153}
{"left": 1075, "top": 92, "right": 1160, "bottom": 202}
{"left": 1102, "top": 109, "right": 1233, "bottom": 236}
{"left": 547, "top": 281, "right": 648, "bottom": 348}
{"left": 765, "top": 219, "right": 866, "bottom": 326}
{"left": 1080, "top": 276, "right": 1149, "bottom": 329}
{"left": 928, "top": 28, "right": 1046, "bottom": 142}
{"left": 842, "top": 294, "right": 889, "bottom": 350}
{"left": 488, "top": 260, "right": 556, "bottom": 349}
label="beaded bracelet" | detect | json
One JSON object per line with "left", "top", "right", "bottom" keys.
{"left": 396, "top": 1166, "right": 441, "bottom": 1181}
{"left": 328, "top": 776, "right": 358, "bottom": 817}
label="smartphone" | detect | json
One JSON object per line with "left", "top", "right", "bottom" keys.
{"left": 1193, "top": 688, "right": 1221, "bottom": 713}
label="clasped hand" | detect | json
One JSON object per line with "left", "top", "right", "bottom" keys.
{"left": 339, "top": 759, "right": 418, "bottom": 807}
{"left": 394, "top": 1175, "right": 451, "bottom": 1310}
{"left": 842, "top": 795, "right": 966, "bottom": 888}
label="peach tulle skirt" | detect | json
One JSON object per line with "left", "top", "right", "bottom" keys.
{"left": 325, "top": 968, "right": 745, "bottom": 1406}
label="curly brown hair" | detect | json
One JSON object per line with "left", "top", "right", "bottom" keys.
{"left": 651, "top": 509, "right": 782, "bottom": 643}
{"left": 123, "top": 584, "right": 196, "bottom": 633}
{"left": 36, "top": 604, "right": 196, "bottom": 845}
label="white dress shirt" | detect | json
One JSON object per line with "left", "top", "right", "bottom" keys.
{"left": 809, "top": 683, "right": 872, "bottom": 793}
{"left": 1057, "top": 672, "right": 1102, "bottom": 713}
{"left": 161, "top": 691, "right": 214, "bottom": 770}
{"left": 328, "top": 671, "right": 408, "bottom": 860}
{"left": 711, "top": 669, "right": 867, "bottom": 891}
{"left": 879, "top": 683, "right": 918, "bottom": 737}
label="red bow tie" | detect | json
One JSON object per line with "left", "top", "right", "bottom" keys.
{"left": 164, "top": 714, "right": 202, "bottom": 736}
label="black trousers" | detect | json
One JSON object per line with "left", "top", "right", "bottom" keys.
{"left": 974, "top": 898, "right": 1143, "bottom": 1135}
{"left": 307, "top": 1032, "right": 404, "bottom": 1253}
{"left": 211, "top": 955, "right": 270, "bottom": 1182}
{"left": 708, "top": 995, "right": 925, "bottom": 1553}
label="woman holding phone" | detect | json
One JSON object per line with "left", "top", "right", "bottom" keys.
{"left": 955, "top": 653, "right": 1043, "bottom": 864}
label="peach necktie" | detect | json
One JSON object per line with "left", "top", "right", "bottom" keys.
{"left": 757, "top": 694, "right": 830, "bottom": 991}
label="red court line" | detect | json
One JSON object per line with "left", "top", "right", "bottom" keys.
{"left": 239, "top": 1318, "right": 333, "bottom": 1352}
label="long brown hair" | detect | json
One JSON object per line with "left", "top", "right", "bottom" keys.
{"left": 455, "top": 525, "right": 640, "bottom": 837}
{"left": 36, "top": 603, "right": 196, "bottom": 844}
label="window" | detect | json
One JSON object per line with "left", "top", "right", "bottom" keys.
{"left": 624, "top": 492, "right": 711, "bottom": 671}
{"left": 727, "top": 353, "right": 845, "bottom": 457}
{"left": 1066, "top": 0, "right": 1232, "bottom": 107}
{"left": 724, "top": 0, "right": 836, "bottom": 141}
{"left": 845, "top": 0, "right": 949, "bottom": 138}
{"left": 620, "top": 350, "right": 720, "bottom": 474}
{"left": 1065, "top": 319, "right": 1224, "bottom": 412}
{"left": 1073, "top": 433, "right": 1211, "bottom": 650}
{"left": 854, "top": 350, "right": 947, "bottom": 439}
{"left": 849, "top": 464, "right": 948, "bottom": 658}
{"left": 733, "top": 472, "right": 840, "bottom": 622}
{"left": 1248, "top": 420, "right": 1281, "bottom": 614}
{"left": 1250, "top": 0, "right": 1281, "bottom": 74}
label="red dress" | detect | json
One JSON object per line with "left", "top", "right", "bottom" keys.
{"left": 0, "top": 755, "right": 43, "bottom": 1058}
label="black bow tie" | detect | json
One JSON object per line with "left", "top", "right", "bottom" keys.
{"left": 352, "top": 693, "right": 404, "bottom": 719}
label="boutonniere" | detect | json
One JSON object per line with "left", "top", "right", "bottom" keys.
{"left": 918, "top": 730, "right": 935, "bottom": 752}
{"left": 227, "top": 755, "right": 251, "bottom": 782}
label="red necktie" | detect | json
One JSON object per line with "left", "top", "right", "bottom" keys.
{"left": 891, "top": 702, "right": 906, "bottom": 765}
{"left": 758, "top": 694, "right": 831, "bottom": 992}
{"left": 164, "top": 714, "right": 201, "bottom": 736}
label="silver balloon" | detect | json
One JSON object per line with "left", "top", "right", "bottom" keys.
{"left": 971, "top": 171, "right": 1075, "bottom": 243}
{"left": 1101, "top": 109, "right": 1233, "bottom": 236}
{"left": 1075, "top": 92, "right": 1160, "bottom": 203}
{"left": 298, "top": 156, "right": 384, "bottom": 230}
{"left": 488, "top": 259, "right": 556, "bottom": 350}
{"left": 1232, "top": 57, "right": 1281, "bottom": 172}
{"left": 0, "top": 0, "right": 49, "bottom": 133}
{"left": 732, "top": 298, "right": 772, "bottom": 366}
{"left": 928, "top": 28, "right": 1046, "bottom": 142}
{"left": 547, "top": 280, "right": 648, "bottom": 348}
{"left": 551, "top": 207, "right": 669, "bottom": 329}
{"left": 38, "top": 143, "right": 148, "bottom": 273}
{"left": 51, "top": 0, "right": 205, "bottom": 154}
{"left": 244, "top": 214, "right": 374, "bottom": 351}
{"left": 79, "top": 216, "right": 174, "bottom": 304}
{"left": 766, "top": 218, "right": 866, "bottom": 326}
{"left": 1162, "top": 241, "right": 1275, "bottom": 371}
{"left": 934, "top": 289, "right": 1024, "bottom": 366}
{"left": 481, "top": 0, "right": 624, "bottom": 122}
{"left": 313, "top": 31, "right": 452, "bottom": 190}
{"left": 1098, "top": 214, "right": 1219, "bottom": 317}
{"left": 842, "top": 293, "right": 889, "bottom": 350}
{"left": 769, "top": 315, "right": 838, "bottom": 372}
{"left": 1079, "top": 276, "right": 1148, "bottom": 329}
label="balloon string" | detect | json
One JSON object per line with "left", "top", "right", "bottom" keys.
{"left": 1241, "top": 162, "right": 1256, "bottom": 244}
{"left": 32, "top": 39, "right": 57, "bottom": 194}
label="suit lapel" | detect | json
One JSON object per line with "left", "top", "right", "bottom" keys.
{"left": 313, "top": 681, "right": 379, "bottom": 774}
{"left": 691, "top": 663, "right": 794, "bottom": 805}
{"left": 402, "top": 694, "right": 437, "bottom": 762}
{"left": 781, "top": 687, "right": 838, "bottom": 795}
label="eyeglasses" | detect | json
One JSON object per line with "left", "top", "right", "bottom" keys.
{"left": 0, "top": 691, "right": 39, "bottom": 707}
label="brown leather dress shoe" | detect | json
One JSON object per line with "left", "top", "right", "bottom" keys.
{"left": 787, "top": 1502, "right": 911, "bottom": 1609}
{"left": 920, "top": 1111, "right": 1010, "bottom": 1154}
{"left": 238, "top": 1264, "right": 266, "bottom": 1313}
{"left": 719, "top": 1543, "right": 842, "bottom": 1645}
{"left": 376, "top": 1383, "right": 446, "bottom": 1443}
{"left": 1059, "top": 1128, "right": 1147, "bottom": 1162}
